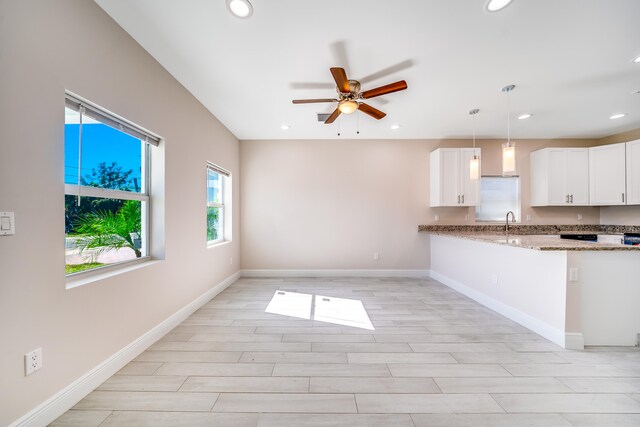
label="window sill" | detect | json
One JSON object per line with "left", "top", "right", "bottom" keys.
{"left": 207, "top": 239, "right": 231, "bottom": 249}
{"left": 66, "top": 257, "right": 161, "bottom": 290}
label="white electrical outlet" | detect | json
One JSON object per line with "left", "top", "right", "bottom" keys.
{"left": 373, "top": 252, "right": 379, "bottom": 261}
{"left": 25, "top": 348, "right": 42, "bottom": 376}
{"left": 491, "top": 273, "right": 498, "bottom": 285}
{"left": 434, "top": 214, "right": 440, "bottom": 222}
{"left": 569, "top": 268, "right": 579, "bottom": 282}
{"left": 465, "top": 214, "right": 469, "bottom": 222}
{"left": 577, "top": 214, "right": 583, "bottom": 221}
{"left": 526, "top": 214, "right": 532, "bottom": 222}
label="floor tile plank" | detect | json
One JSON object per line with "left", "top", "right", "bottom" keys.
{"left": 355, "top": 393, "right": 504, "bottom": 413}
{"left": 213, "top": 393, "right": 357, "bottom": 413}
{"left": 72, "top": 391, "right": 219, "bottom": 411}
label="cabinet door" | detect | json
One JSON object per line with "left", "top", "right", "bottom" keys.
{"left": 547, "top": 149, "right": 568, "bottom": 205}
{"left": 627, "top": 140, "right": 640, "bottom": 205}
{"left": 460, "top": 148, "right": 480, "bottom": 206}
{"left": 440, "top": 149, "right": 461, "bottom": 206}
{"left": 589, "top": 143, "right": 626, "bottom": 205}
{"left": 566, "top": 148, "right": 590, "bottom": 205}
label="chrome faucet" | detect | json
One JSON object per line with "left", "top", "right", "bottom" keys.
{"left": 505, "top": 211, "right": 516, "bottom": 235}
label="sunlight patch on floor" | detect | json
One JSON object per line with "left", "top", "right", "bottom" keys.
{"left": 265, "top": 290, "right": 374, "bottom": 330}
{"left": 265, "top": 290, "right": 312, "bottom": 319}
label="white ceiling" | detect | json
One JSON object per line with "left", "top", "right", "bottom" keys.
{"left": 96, "top": 0, "right": 640, "bottom": 140}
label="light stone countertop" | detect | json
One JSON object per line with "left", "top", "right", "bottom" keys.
{"left": 429, "top": 232, "right": 640, "bottom": 251}
{"left": 427, "top": 232, "right": 640, "bottom": 251}
{"left": 418, "top": 224, "right": 640, "bottom": 251}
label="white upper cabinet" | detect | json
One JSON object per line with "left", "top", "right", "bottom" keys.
{"left": 530, "top": 148, "right": 589, "bottom": 206}
{"left": 626, "top": 139, "right": 640, "bottom": 205}
{"left": 589, "top": 143, "right": 626, "bottom": 205}
{"left": 430, "top": 148, "right": 480, "bottom": 207}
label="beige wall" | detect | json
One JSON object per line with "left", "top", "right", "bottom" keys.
{"left": 0, "top": 1, "right": 239, "bottom": 425}
{"left": 240, "top": 137, "right": 603, "bottom": 270}
{"left": 598, "top": 128, "right": 640, "bottom": 146}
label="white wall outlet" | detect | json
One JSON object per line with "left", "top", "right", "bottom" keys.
{"left": 491, "top": 273, "right": 498, "bottom": 285}
{"left": 465, "top": 214, "right": 469, "bottom": 222}
{"left": 25, "top": 348, "right": 42, "bottom": 376}
{"left": 569, "top": 268, "right": 579, "bottom": 282}
{"left": 229, "top": 257, "right": 233, "bottom": 265}
{"left": 526, "top": 214, "right": 532, "bottom": 222}
{"left": 434, "top": 214, "right": 440, "bottom": 222}
{"left": 577, "top": 214, "right": 583, "bottom": 221}
{"left": 373, "top": 252, "right": 379, "bottom": 261}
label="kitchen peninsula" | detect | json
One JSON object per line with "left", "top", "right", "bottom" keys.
{"left": 420, "top": 225, "right": 640, "bottom": 350}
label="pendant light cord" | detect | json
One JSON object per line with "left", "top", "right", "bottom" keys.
{"left": 472, "top": 112, "right": 476, "bottom": 149}
{"left": 507, "top": 89, "right": 511, "bottom": 143}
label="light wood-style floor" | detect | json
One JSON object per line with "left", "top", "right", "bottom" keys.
{"left": 53, "top": 277, "right": 640, "bottom": 426}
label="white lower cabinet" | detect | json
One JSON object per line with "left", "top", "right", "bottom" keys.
{"left": 589, "top": 143, "right": 626, "bottom": 205}
{"left": 530, "top": 148, "right": 589, "bottom": 206}
{"left": 430, "top": 148, "right": 480, "bottom": 207}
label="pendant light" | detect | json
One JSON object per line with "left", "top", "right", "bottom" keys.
{"left": 501, "top": 84, "right": 516, "bottom": 176}
{"left": 469, "top": 108, "right": 480, "bottom": 180}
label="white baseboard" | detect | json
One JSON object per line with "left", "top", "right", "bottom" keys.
{"left": 565, "top": 333, "right": 585, "bottom": 350}
{"left": 10, "top": 271, "right": 241, "bottom": 427}
{"left": 240, "top": 269, "right": 432, "bottom": 278}
{"left": 429, "top": 270, "right": 566, "bottom": 348}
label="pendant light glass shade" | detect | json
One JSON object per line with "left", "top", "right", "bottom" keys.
{"left": 502, "top": 141, "right": 516, "bottom": 176}
{"left": 501, "top": 85, "right": 516, "bottom": 176}
{"left": 469, "top": 155, "right": 480, "bottom": 180}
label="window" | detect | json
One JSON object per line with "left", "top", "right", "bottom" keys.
{"left": 64, "top": 93, "right": 160, "bottom": 275}
{"left": 475, "top": 176, "right": 520, "bottom": 222}
{"left": 206, "top": 163, "right": 230, "bottom": 244}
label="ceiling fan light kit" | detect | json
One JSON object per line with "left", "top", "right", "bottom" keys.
{"left": 501, "top": 84, "right": 517, "bottom": 176}
{"left": 338, "top": 100, "right": 358, "bottom": 114}
{"left": 292, "top": 67, "right": 407, "bottom": 124}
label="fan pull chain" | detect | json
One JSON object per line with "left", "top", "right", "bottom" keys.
{"left": 356, "top": 110, "right": 360, "bottom": 135}
{"left": 337, "top": 115, "right": 341, "bottom": 136}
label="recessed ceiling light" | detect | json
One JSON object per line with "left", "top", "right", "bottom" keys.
{"left": 390, "top": 124, "right": 400, "bottom": 130}
{"left": 486, "top": 0, "right": 513, "bottom": 12}
{"left": 633, "top": 55, "right": 640, "bottom": 63}
{"left": 280, "top": 124, "right": 290, "bottom": 130}
{"left": 226, "top": 0, "right": 253, "bottom": 18}
{"left": 517, "top": 113, "right": 532, "bottom": 120}
{"left": 610, "top": 113, "right": 626, "bottom": 120}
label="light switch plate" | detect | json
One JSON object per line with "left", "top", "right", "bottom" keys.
{"left": 0, "top": 212, "right": 14, "bottom": 235}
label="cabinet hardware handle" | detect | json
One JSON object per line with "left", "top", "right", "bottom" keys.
{"left": 570, "top": 194, "right": 574, "bottom": 203}
{"left": 566, "top": 195, "right": 569, "bottom": 203}
{"left": 462, "top": 195, "right": 465, "bottom": 204}
{"left": 622, "top": 193, "right": 625, "bottom": 203}
{"left": 457, "top": 195, "right": 460, "bottom": 204}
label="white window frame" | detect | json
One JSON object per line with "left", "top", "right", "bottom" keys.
{"left": 64, "top": 92, "right": 160, "bottom": 276}
{"left": 475, "top": 175, "right": 521, "bottom": 223}
{"left": 207, "top": 162, "right": 230, "bottom": 245}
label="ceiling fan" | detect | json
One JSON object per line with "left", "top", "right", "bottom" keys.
{"left": 292, "top": 67, "right": 408, "bottom": 124}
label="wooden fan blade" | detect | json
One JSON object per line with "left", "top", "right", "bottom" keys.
{"left": 330, "top": 67, "right": 350, "bottom": 93}
{"left": 361, "top": 80, "right": 408, "bottom": 99}
{"left": 292, "top": 98, "right": 337, "bottom": 104}
{"left": 324, "top": 108, "right": 342, "bottom": 124}
{"left": 358, "top": 103, "right": 386, "bottom": 120}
